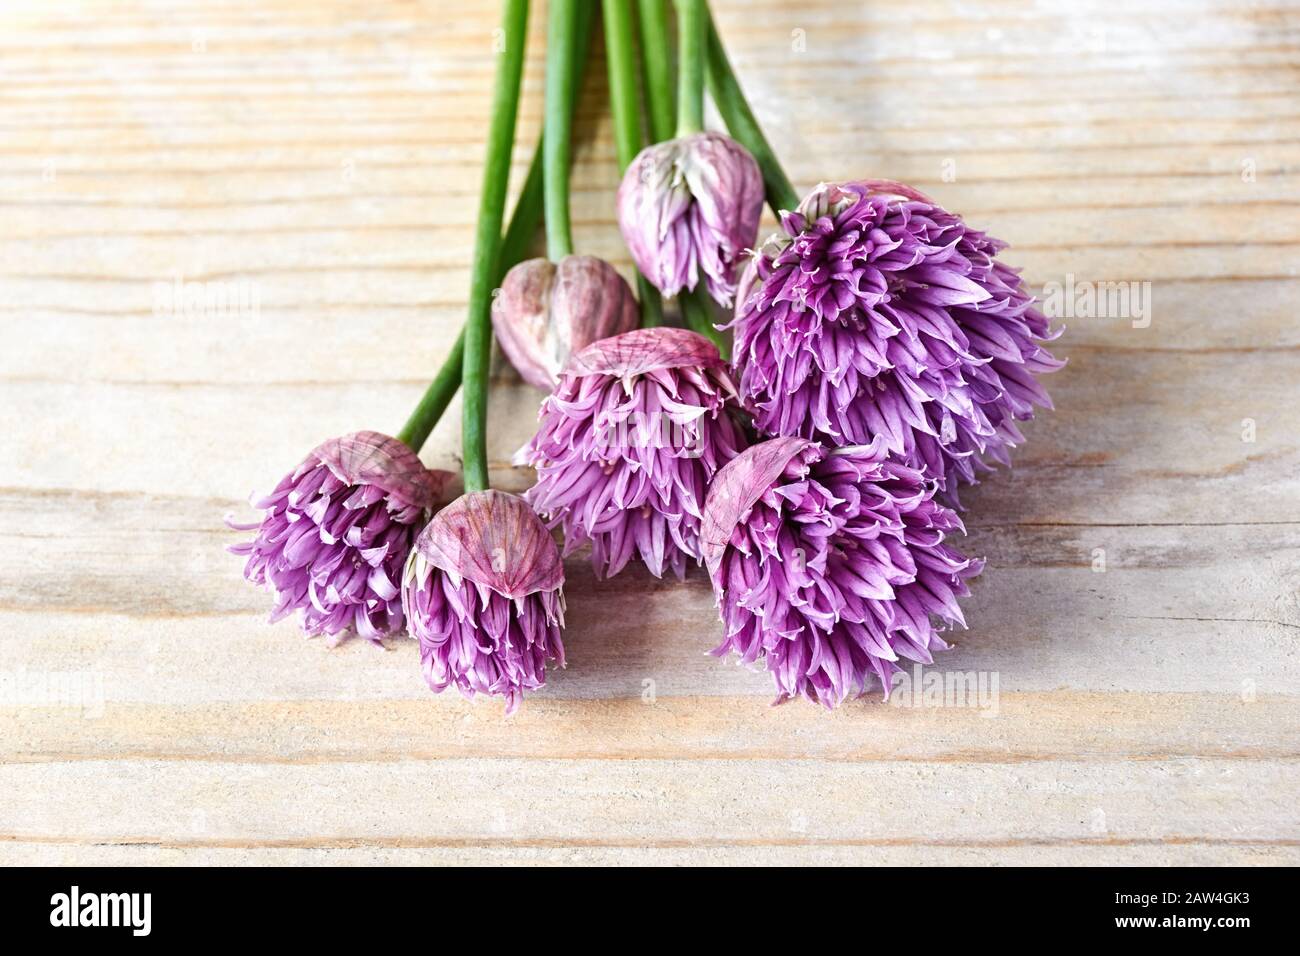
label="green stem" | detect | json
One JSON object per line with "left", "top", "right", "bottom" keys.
{"left": 604, "top": 0, "right": 642, "bottom": 168}
{"left": 397, "top": 4, "right": 596, "bottom": 454}
{"left": 462, "top": 0, "right": 529, "bottom": 494}
{"left": 680, "top": 286, "right": 728, "bottom": 358}
{"left": 674, "top": 0, "right": 705, "bottom": 136}
{"left": 636, "top": 0, "right": 675, "bottom": 142}
{"left": 544, "top": 0, "right": 579, "bottom": 261}
{"left": 704, "top": 6, "right": 798, "bottom": 212}
{"left": 498, "top": 148, "right": 545, "bottom": 274}
{"left": 500, "top": 0, "right": 593, "bottom": 268}
{"left": 396, "top": 333, "right": 464, "bottom": 451}
{"left": 634, "top": 270, "right": 665, "bottom": 327}
{"left": 604, "top": 0, "right": 664, "bottom": 327}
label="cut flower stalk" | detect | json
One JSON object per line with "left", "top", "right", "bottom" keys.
{"left": 603, "top": 0, "right": 664, "bottom": 327}
{"left": 462, "top": 0, "right": 531, "bottom": 495}
{"left": 637, "top": 0, "right": 675, "bottom": 143}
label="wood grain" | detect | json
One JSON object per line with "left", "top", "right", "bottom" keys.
{"left": 1, "top": 0, "right": 1298, "bottom": 865}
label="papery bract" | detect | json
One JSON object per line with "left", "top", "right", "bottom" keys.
{"left": 617, "top": 132, "right": 764, "bottom": 307}
{"left": 701, "top": 436, "right": 982, "bottom": 708}
{"left": 402, "top": 490, "right": 565, "bottom": 714}
{"left": 731, "top": 180, "right": 1062, "bottom": 499}
{"left": 492, "top": 254, "right": 640, "bottom": 389}
{"left": 521, "top": 327, "right": 746, "bottom": 579}
{"left": 229, "top": 431, "right": 449, "bottom": 643}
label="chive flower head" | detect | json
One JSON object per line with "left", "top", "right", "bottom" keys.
{"left": 402, "top": 490, "right": 566, "bottom": 714}
{"left": 731, "top": 180, "right": 1062, "bottom": 499}
{"left": 701, "top": 436, "right": 982, "bottom": 708}
{"left": 229, "top": 431, "right": 449, "bottom": 643}
{"left": 522, "top": 326, "right": 746, "bottom": 579}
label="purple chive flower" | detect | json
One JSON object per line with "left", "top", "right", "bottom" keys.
{"left": 617, "top": 131, "right": 764, "bottom": 307}
{"left": 700, "top": 436, "right": 983, "bottom": 708}
{"left": 732, "top": 180, "right": 1063, "bottom": 498}
{"left": 492, "top": 254, "right": 640, "bottom": 389}
{"left": 521, "top": 327, "right": 746, "bottom": 579}
{"left": 402, "top": 490, "right": 565, "bottom": 714}
{"left": 228, "top": 430, "right": 450, "bottom": 644}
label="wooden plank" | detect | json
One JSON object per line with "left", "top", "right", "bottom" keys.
{"left": 1, "top": 758, "right": 1295, "bottom": 847}
{"left": 2, "top": 346, "right": 1297, "bottom": 527}
{"left": 3, "top": 694, "right": 1297, "bottom": 764}
{"left": 4, "top": 842, "right": 1297, "bottom": 867}
{"left": 1, "top": 507, "right": 1297, "bottom": 698}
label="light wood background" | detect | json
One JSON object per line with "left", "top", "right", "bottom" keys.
{"left": 1, "top": 0, "right": 1297, "bottom": 866}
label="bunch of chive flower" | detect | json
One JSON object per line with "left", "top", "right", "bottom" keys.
{"left": 522, "top": 326, "right": 745, "bottom": 579}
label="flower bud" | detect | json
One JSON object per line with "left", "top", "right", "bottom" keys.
{"left": 492, "top": 254, "right": 639, "bottom": 389}
{"left": 617, "top": 131, "right": 764, "bottom": 307}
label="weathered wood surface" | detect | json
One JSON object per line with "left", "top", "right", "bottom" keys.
{"left": 1, "top": 0, "right": 1297, "bottom": 865}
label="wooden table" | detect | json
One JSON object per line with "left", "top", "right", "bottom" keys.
{"left": 2, "top": 0, "right": 1297, "bottom": 865}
